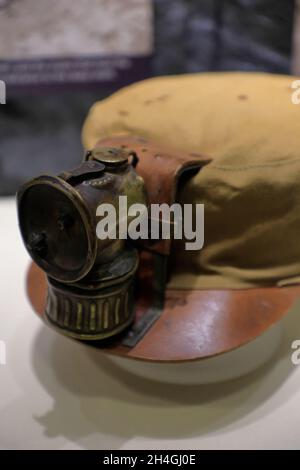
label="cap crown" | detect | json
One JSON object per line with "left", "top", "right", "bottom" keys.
{"left": 83, "top": 72, "right": 300, "bottom": 288}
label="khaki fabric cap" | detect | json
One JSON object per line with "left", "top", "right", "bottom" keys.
{"left": 82, "top": 72, "right": 300, "bottom": 290}
{"left": 26, "top": 72, "right": 300, "bottom": 362}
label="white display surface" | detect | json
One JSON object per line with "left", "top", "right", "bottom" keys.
{"left": 1, "top": 197, "right": 300, "bottom": 450}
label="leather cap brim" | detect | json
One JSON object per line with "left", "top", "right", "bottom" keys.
{"left": 27, "top": 262, "right": 300, "bottom": 362}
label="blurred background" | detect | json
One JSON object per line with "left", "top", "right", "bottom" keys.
{"left": 0, "top": 0, "right": 298, "bottom": 196}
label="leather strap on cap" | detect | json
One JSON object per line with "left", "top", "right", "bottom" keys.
{"left": 96, "top": 135, "right": 212, "bottom": 255}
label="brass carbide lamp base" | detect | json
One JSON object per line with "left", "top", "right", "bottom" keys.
{"left": 45, "top": 277, "right": 135, "bottom": 340}
{"left": 44, "top": 250, "right": 138, "bottom": 340}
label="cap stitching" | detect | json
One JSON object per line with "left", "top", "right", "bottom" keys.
{"left": 210, "top": 158, "right": 300, "bottom": 171}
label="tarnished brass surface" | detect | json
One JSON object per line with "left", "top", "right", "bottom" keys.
{"left": 17, "top": 147, "right": 146, "bottom": 340}
{"left": 45, "top": 248, "right": 138, "bottom": 341}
